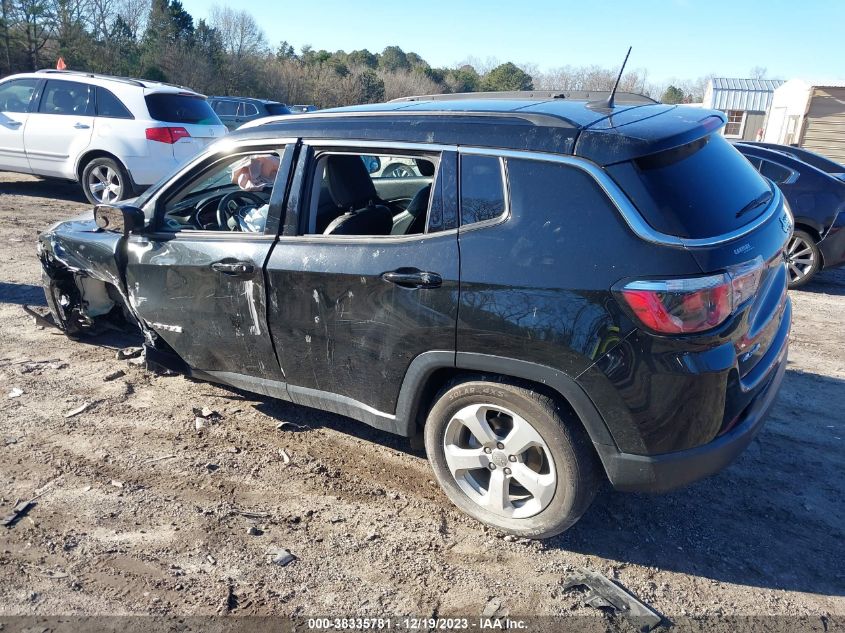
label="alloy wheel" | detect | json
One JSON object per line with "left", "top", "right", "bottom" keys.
{"left": 786, "top": 233, "right": 816, "bottom": 285}
{"left": 442, "top": 403, "right": 556, "bottom": 519}
{"left": 87, "top": 165, "right": 122, "bottom": 204}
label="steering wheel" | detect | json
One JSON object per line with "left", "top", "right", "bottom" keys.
{"left": 216, "top": 191, "right": 266, "bottom": 231}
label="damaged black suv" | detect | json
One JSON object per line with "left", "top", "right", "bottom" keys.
{"left": 38, "top": 91, "right": 793, "bottom": 538}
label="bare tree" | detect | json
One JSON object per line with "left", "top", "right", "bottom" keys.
{"left": 209, "top": 5, "right": 267, "bottom": 93}
{"left": 114, "top": 0, "right": 147, "bottom": 39}
{"left": 87, "top": 0, "right": 112, "bottom": 41}
{"left": 749, "top": 66, "right": 767, "bottom": 79}
{"left": 378, "top": 69, "right": 440, "bottom": 101}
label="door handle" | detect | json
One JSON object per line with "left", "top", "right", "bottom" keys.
{"left": 7, "top": 121, "right": 22, "bottom": 128}
{"left": 382, "top": 269, "right": 442, "bottom": 289}
{"left": 73, "top": 122, "right": 90, "bottom": 129}
{"left": 212, "top": 261, "right": 255, "bottom": 275}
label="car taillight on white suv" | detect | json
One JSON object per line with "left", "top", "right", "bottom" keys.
{"left": 145, "top": 127, "right": 191, "bottom": 144}
{"left": 616, "top": 257, "right": 764, "bottom": 334}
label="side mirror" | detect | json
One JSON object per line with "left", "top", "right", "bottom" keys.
{"left": 94, "top": 204, "right": 145, "bottom": 236}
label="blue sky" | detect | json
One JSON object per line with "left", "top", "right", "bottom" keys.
{"left": 180, "top": 0, "right": 845, "bottom": 83}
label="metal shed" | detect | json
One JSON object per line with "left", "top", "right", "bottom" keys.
{"left": 763, "top": 79, "right": 845, "bottom": 164}
{"left": 703, "top": 78, "right": 784, "bottom": 141}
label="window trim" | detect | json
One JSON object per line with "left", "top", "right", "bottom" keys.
{"left": 293, "top": 144, "right": 444, "bottom": 241}
{"left": 242, "top": 101, "right": 260, "bottom": 117}
{"left": 723, "top": 109, "right": 747, "bottom": 139}
{"left": 155, "top": 149, "right": 284, "bottom": 234}
{"left": 143, "top": 137, "right": 784, "bottom": 250}
{"left": 301, "top": 139, "right": 785, "bottom": 248}
{"left": 143, "top": 141, "right": 295, "bottom": 238}
{"left": 36, "top": 78, "right": 94, "bottom": 116}
{"left": 95, "top": 86, "right": 134, "bottom": 120}
{"left": 212, "top": 98, "right": 239, "bottom": 118}
{"left": 757, "top": 157, "right": 799, "bottom": 185}
{"left": 457, "top": 152, "right": 510, "bottom": 232}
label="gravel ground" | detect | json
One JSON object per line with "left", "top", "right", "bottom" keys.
{"left": 0, "top": 172, "right": 843, "bottom": 629}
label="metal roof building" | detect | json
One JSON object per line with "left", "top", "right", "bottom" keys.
{"left": 703, "top": 78, "right": 784, "bottom": 141}
{"left": 763, "top": 79, "right": 845, "bottom": 163}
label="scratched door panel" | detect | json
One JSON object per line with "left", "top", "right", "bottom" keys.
{"left": 124, "top": 235, "right": 283, "bottom": 380}
{"left": 265, "top": 233, "right": 459, "bottom": 415}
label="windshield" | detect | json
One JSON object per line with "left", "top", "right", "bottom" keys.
{"left": 607, "top": 134, "right": 774, "bottom": 239}
{"left": 145, "top": 93, "right": 221, "bottom": 125}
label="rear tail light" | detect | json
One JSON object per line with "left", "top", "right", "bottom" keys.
{"left": 145, "top": 126, "right": 190, "bottom": 143}
{"left": 616, "top": 256, "right": 764, "bottom": 335}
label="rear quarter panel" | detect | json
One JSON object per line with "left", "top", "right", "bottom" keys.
{"left": 456, "top": 156, "right": 702, "bottom": 379}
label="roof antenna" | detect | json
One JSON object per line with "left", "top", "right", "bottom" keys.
{"left": 606, "top": 46, "right": 632, "bottom": 109}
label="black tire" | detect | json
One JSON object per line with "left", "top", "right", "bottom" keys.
{"left": 424, "top": 376, "right": 600, "bottom": 538}
{"left": 81, "top": 156, "right": 134, "bottom": 205}
{"left": 786, "top": 229, "right": 821, "bottom": 289}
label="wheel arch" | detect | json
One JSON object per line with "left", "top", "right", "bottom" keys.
{"left": 396, "top": 351, "right": 617, "bottom": 451}
{"left": 791, "top": 222, "right": 825, "bottom": 268}
{"left": 792, "top": 219, "right": 822, "bottom": 243}
{"left": 75, "top": 150, "right": 136, "bottom": 190}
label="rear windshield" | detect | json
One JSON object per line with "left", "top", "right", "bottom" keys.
{"left": 607, "top": 134, "right": 773, "bottom": 239}
{"left": 144, "top": 93, "right": 220, "bottom": 125}
{"left": 265, "top": 103, "right": 291, "bottom": 115}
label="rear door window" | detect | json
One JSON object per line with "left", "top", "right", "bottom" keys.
{"left": 145, "top": 93, "right": 221, "bottom": 125}
{"left": 38, "top": 80, "right": 93, "bottom": 116}
{"left": 460, "top": 154, "right": 507, "bottom": 226}
{"left": 212, "top": 100, "right": 238, "bottom": 117}
{"left": 606, "top": 134, "right": 773, "bottom": 239}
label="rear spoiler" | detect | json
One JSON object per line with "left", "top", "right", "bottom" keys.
{"left": 574, "top": 106, "right": 727, "bottom": 166}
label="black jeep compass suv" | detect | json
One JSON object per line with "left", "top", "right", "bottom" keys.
{"left": 38, "top": 91, "right": 792, "bottom": 538}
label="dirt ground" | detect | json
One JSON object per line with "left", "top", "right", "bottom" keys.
{"left": 0, "top": 172, "right": 843, "bottom": 628}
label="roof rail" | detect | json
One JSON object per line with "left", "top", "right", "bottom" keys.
{"left": 391, "top": 90, "right": 657, "bottom": 105}
{"left": 36, "top": 68, "right": 145, "bottom": 88}
{"left": 35, "top": 69, "right": 201, "bottom": 93}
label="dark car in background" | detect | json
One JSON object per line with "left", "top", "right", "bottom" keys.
{"left": 736, "top": 143, "right": 845, "bottom": 287}
{"left": 740, "top": 141, "right": 845, "bottom": 182}
{"left": 39, "top": 95, "right": 791, "bottom": 538}
{"left": 289, "top": 104, "right": 318, "bottom": 113}
{"left": 207, "top": 96, "right": 292, "bottom": 130}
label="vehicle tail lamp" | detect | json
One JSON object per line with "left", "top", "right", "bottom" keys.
{"left": 616, "top": 257, "right": 764, "bottom": 334}
{"left": 145, "top": 127, "right": 191, "bottom": 144}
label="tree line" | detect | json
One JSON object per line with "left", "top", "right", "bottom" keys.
{"left": 0, "top": 0, "right": 713, "bottom": 107}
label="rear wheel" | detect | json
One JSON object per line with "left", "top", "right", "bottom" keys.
{"left": 786, "top": 229, "right": 821, "bottom": 288}
{"left": 82, "top": 157, "right": 133, "bottom": 205}
{"left": 382, "top": 163, "right": 415, "bottom": 178}
{"left": 424, "top": 377, "right": 600, "bottom": 538}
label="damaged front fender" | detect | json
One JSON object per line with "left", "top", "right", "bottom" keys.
{"left": 38, "top": 212, "right": 144, "bottom": 338}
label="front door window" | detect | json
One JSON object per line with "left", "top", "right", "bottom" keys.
{"left": 158, "top": 152, "right": 281, "bottom": 233}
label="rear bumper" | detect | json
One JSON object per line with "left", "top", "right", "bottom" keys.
{"left": 596, "top": 312, "right": 789, "bottom": 493}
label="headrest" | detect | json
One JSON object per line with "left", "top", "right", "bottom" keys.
{"left": 326, "top": 155, "right": 378, "bottom": 209}
{"left": 52, "top": 91, "right": 74, "bottom": 111}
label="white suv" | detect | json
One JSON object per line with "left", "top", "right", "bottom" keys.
{"left": 0, "top": 69, "right": 227, "bottom": 204}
